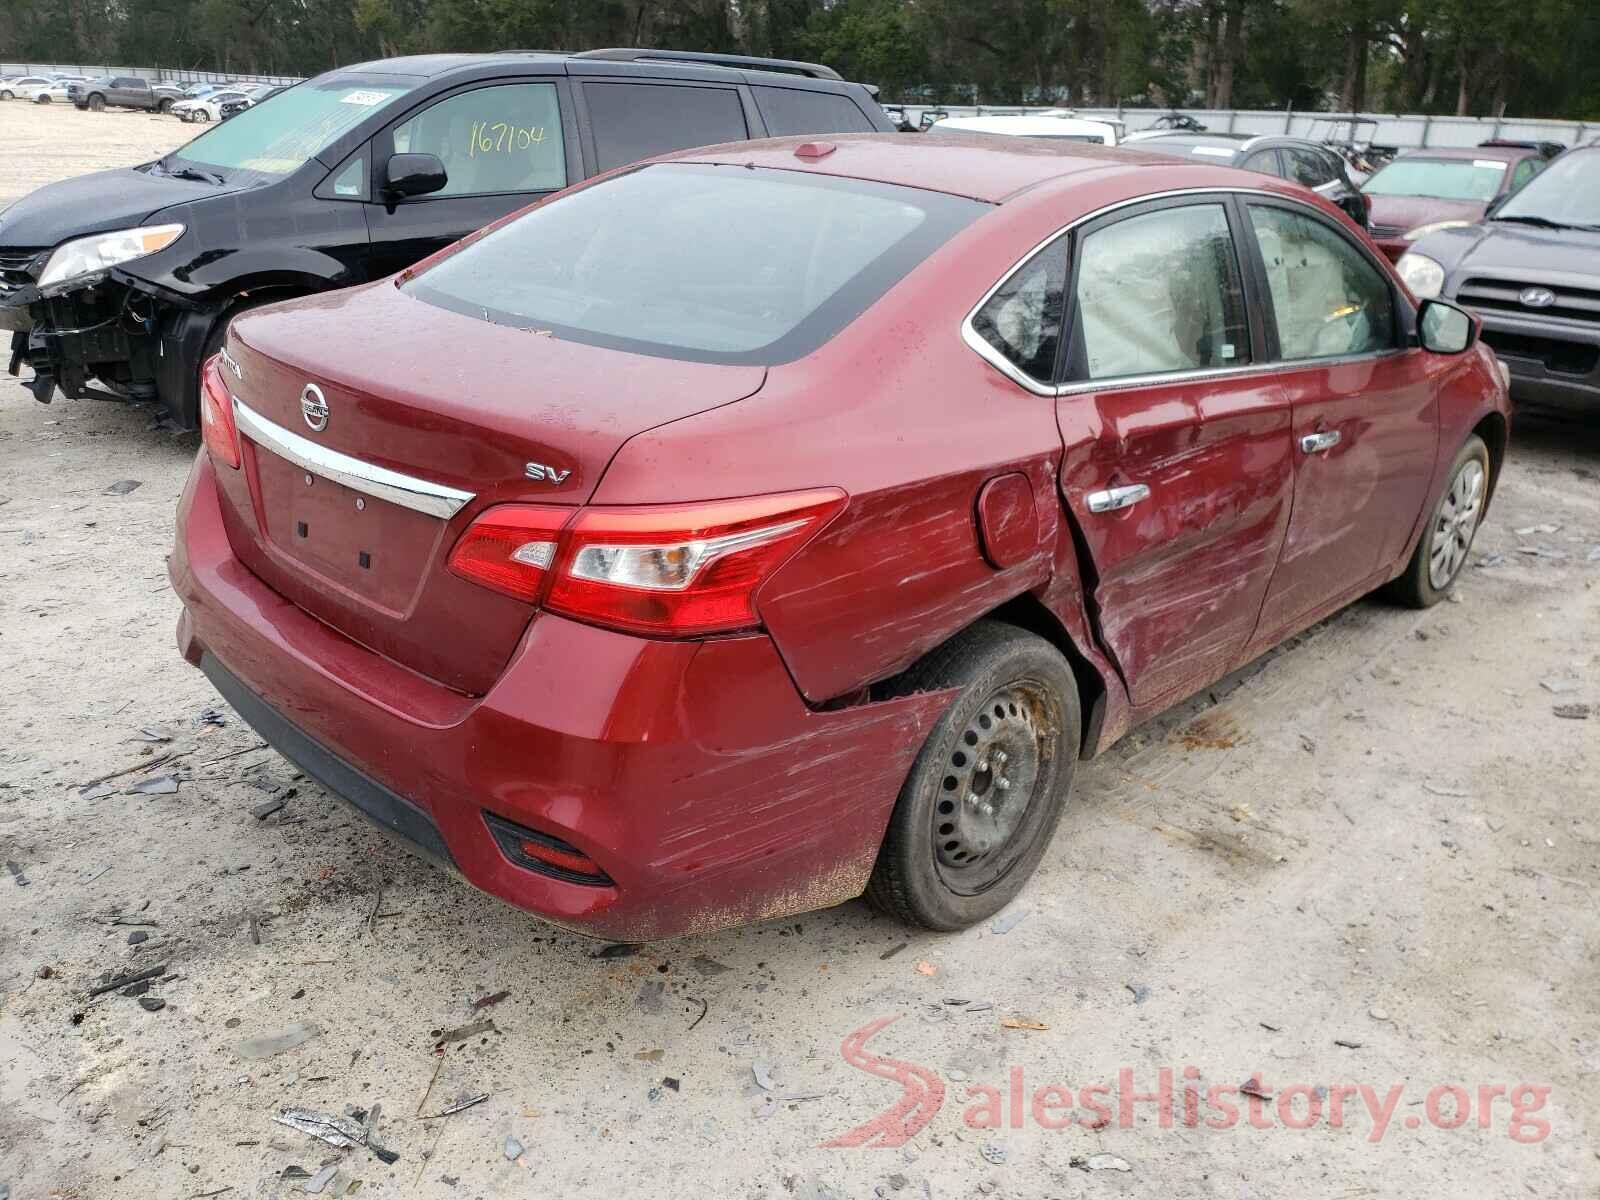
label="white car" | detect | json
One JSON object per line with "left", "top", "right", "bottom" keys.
{"left": 925, "top": 113, "right": 1121, "bottom": 146}
{"left": 171, "top": 89, "right": 250, "bottom": 123}
{"left": 2, "top": 76, "right": 57, "bottom": 101}
{"left": 31, "top": 80, "right": 79, "bottom": 104}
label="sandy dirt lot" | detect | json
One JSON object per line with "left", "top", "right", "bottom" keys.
{"left": 1, "top": 99, "right": 1597, "bottom": 1199}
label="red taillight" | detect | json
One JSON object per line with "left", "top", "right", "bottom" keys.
{"left": 445, "top": 504, "right": 571, "bottom": 602}
{"left": 446, "top": 488, "right": 847, "bottom": 636}
{"left": 199, "top": 356, "right": 240, "bottom": 469}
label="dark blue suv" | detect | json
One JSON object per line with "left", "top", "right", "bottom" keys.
{"left": 0, "top": 48, "right": 890, "bottom": 428}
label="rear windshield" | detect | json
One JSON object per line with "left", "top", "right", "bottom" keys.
{"left": 1362, "top": 157, "right": 1507, "bottom": 201}
{"left": 172, "top": 78, "right": 415, "bottom": 178}
{"left": 404, "top": 163, "right": 986, "bottom": 365}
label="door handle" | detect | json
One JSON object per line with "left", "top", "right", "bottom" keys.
{"left": 1300, "top": 430, "right": 1342, "bottom": 454}
{"left": 1085, "top": 483, "right": 1150, "bottom": 513}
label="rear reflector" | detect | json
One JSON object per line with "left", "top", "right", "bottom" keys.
{"left": 484, "top": 812, "right": 613, "bottom": 886}
{"left": 447, "top": 488, "right": 847, "bottom": 637}
{"left": 199, "top": 356, "right": 240, "bottom": 469}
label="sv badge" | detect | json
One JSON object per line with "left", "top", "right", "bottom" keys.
{"left": 524, "top": 461, "right": 572, "bottom": 485}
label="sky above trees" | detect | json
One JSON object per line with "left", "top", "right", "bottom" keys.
{"left": 4, "top": 0, "right": 1596, "bottom": 118}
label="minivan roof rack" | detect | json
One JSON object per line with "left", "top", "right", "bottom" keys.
{"left": 571, "top": 47, "right": 843, "bottom": 81}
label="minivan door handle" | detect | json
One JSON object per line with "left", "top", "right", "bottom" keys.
{"left": 1300, "top": 430, "right": 1342, "bottom": 454}
{"left": 1085, "top": 483, "right": 1151, "bottom": 513}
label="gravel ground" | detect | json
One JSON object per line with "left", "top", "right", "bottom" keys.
{"left": 1, "top": 98, "right": 1597, "bottom": 1199}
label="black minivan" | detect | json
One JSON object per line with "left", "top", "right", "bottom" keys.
{"left": 0, "top": 48, "right": 890, "bottom": 428}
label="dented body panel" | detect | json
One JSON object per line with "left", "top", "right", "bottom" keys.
{"left": 170, "top": 135, "right": 1511, "bottom": 937}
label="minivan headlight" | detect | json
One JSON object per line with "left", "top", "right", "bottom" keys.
{"left": 1396, "top": 251, "right": 1445, "bottom": 299}
{"left": 38, "top": 223, "right": 185, "bottom": 288}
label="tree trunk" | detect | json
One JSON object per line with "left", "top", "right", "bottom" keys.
{"left": 1455, "top": 43, "right": 1471, "bottom": 116}
{"left": 1214, "top": 0, "right": 1246, "bottom": 110}
{"left": 1340, "top": 26, "right": 1368, "bottom": 112}
{"left": 1199, "top": 0, "right": 1221, "bottom": 107}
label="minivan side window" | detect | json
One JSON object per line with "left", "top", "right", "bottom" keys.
{"left": 389, "top": 82, "right": 566, "bottom": 198}
{"left": 1247, "top": 204, "right": 1397, "bottom": 360}
{"left": 584, "top": 82, "right": 748, "bottom": 172}
{"left": 1073, "top": 203, "right": 1251, "bottom": 380}
{"left": 754, "top": 87, "right": 874, "bottom": 136}
{"left": 971, "top": 237, "right": 1069, "bottom": 383}
{"left": 318, "top": 150, "right": 369, "bottom": 201}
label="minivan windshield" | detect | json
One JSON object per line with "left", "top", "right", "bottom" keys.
{"left": 1493, "top": 148, "right": 1600, "bottom": 229}
{"left": 404, "top": 163, "right": 986, "bottom": 365}
{"left": 1362, "top": 157, "right": 1506, "bottom": 201}
{"left": 170, "top": 77, "right": 414, "bottom": 178}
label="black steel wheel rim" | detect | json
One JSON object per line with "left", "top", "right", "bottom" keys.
{"left": 931, "top": 678, "right": 1059, "bottom": 896}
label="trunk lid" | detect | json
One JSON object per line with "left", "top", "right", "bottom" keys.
{"left": 218, "top": 280, "right": 767, "bottom": 694}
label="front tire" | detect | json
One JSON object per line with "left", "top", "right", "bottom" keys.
{"left": 1388, "top": 434, "right": 1490, "bottom": 608}
{"left": 158, "top": 98, "right": 172, "bottom": 113}
{"left": 866, "top": 621, "right": 1080, "bottom": 931}
{"left": 88, "top": 93, "right": 105, "bottom": 111}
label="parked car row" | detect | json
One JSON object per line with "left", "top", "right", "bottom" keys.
{"left": 1, "top": 49, "right": 1521, "bottom": 940}
{"left": 0, "top": 71, "right": 289, "bottom": 115}
{"left": 172, "top": 83, "right": 285, "bottom": 123}
{"left": 0, "top": 71, "right": 88, "bottom": 102}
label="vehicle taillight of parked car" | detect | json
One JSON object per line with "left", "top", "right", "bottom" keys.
{"left": 447, "top": 488, "right": 847, "bottom": 635}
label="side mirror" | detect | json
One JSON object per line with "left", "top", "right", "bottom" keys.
{"left": 382, "top": 153, "right": 447, "bottom": 202}
{"left": 1418, "top": 299, "right": 1476, "bottom": 354}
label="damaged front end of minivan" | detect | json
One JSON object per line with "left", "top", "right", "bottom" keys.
{"left": 2, "top": 228, "right": 221, "bottom": 429}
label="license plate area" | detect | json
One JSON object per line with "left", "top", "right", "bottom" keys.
{"left": 253, "top": 448, "right": 445, "bottom": 615}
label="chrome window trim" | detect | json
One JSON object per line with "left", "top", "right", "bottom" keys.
{"left": 233, "top": 399, "right": 475, "bottom": 520}
{"left": 961, "top": 185, "right": 1412, "bottom": 398}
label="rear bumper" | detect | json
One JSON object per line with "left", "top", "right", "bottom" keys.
{"left": 1468, "top": 309, "right": 1600, "bottom": 413}
{"left": 171, "top": 454, "right": 951, "bottom": 940}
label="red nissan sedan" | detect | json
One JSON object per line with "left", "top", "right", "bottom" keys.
{"left": 171, "top": 134, "right": 1510, "bottom": 939}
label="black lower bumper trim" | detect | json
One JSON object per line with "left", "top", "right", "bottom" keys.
{"left": 200, "top": 652, "right": 458, "bottom": 871}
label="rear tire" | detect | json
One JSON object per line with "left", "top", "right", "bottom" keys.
{"left": 0, "top": 90, "right": 13, "bottom": 101}
{"left": 865, "top": 621, "right": 1080, "bottom": 931}
{"left": 1387, "top": 434, "right": 1490, "bottom": 608}
{"left": 88, "top": 93, "right": 105, "bottom": 111}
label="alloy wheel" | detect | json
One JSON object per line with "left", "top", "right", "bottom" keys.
{"left": 1428, "top": 458, "right": 1484, "bottom": 590}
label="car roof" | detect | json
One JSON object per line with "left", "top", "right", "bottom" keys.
{"left": 1393, "top": 145, "right": 1533, "bottom": 163}
{"left": 335, "top": 49, "right": 861, "bottom": 88}
{"left": 1126, "top": 133, "right": 1247, "bottom": 151}
{"left": 670, "top": 132, "right": 1201, "bottom": 204}
{"left": 930, "top": 115, "right": 1118, "bottom": 139}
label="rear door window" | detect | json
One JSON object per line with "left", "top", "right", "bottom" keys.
{"left": 1283, "top": 146, "right": 1337, "bottom": 187}
{"left": 1240, "top": 149, "right": 1284, "bottom": 177}
{"left": 389, "top": 82, "right": 566, "bottom": 197}
{"left": 754, "top": 86, "right": 875, "bottom": 136}
{"left": 1246, "top": 204, "right": 1397, "bottom": 360}
{"left": 584, "top": 82, "right": 748, "bottom": 172}
{"left": 1071, "top": 203, "right": 1252, "bottom": 381}
{"left": 970, "top": 237, "right": 1069, "bottom": 385}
